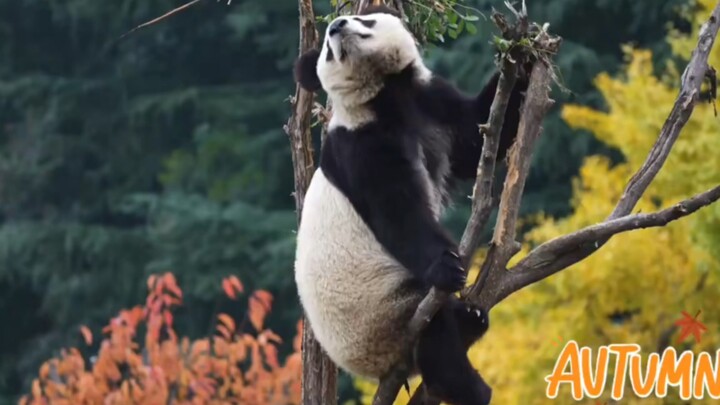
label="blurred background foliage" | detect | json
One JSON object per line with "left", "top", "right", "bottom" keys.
{"left": 0, "top": 0, "right": 715, "bottom": 403}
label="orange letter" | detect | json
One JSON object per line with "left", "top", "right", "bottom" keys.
{"left": 581, "top": 346, "right": 608, "bottom": 397}
{"left": 608, "top": 344, "right": 640, "bottom": 400}
{"left": 629, "top": 352, "right": 659, "bottom": 397}
{"left": 693, "top": 350, "right": 720, "bottom": 399}
{"left": 656, "top": 348, "right": 694, "bottom": 400}
{"left": 545, "top": 340, "right": 583, "bottom": 400}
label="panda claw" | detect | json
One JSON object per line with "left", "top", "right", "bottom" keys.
{"left": 424, "top": 250, "right": 467, "bottom": 292}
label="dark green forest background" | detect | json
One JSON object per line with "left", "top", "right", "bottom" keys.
{"left": 0, "top": 0, "right": 689, "bottom": 402}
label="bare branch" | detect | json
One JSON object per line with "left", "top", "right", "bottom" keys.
{"left": 484, "top": 185, "right": 720, "bottom": 308}
{"left": 480, "top": 1, "right": 720, "bottom": 308}
{"left": 464, "top": 57, "right": 555, "bottom": 308}
{"left": 120, "top": 0, "right": 230, "bottom": 40}
{"left": 458, "top": 58, "right": 519, "bottom": 266}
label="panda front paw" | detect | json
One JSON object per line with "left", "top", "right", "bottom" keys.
{"left": 425, "top": 251, "right": 466, "bottom": 292}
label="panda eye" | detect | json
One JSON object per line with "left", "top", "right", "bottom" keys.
{"left": 353, "top": 17, "right": 377, "bottom": 28}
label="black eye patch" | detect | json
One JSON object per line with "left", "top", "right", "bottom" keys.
{"left": 353, "top": 17, "right": 377, "bottom": 28}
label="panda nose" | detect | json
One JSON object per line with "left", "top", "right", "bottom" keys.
{"left": 328, "top": 18, "right": 347, "bottom": 36}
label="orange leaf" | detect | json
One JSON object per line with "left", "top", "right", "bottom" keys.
{"left": 216, "top": 324, "right": 232, "bottom": 341}
{"left": 259, "top": 329, "right": 283, "bottom": 345}
{"left": 263, "top": 343, "right": 279, "bottom": 369}
{"left": 222, "top": 278, "right": 237, "bottom": 300}
{"left": 227, "top": 275, "right": 244, "bottom": 294}
{"left": 163, "top": 272, "right": 183, "bottom": 299}
{"left": 217, "top": 313, "right": 236, "bottom": 333}
{"left": 31, "top": 379, "right": 41, "bottom": 398}
{"left": 293, "top": 319, "right": 303, "bottom": 352}
{"left": 79, "top": 325, "right": 93, "bottom": 346}
{"left": 39, "top": 362, "right": 50, "bottom": 380}
{"left": 248, "top": 291, "right": 273, "bottom": 331}
{"left": 254, "top": 290, "right": 273, "bottom": 309}
{"left": 147, "top": 274, "right": 157, "bottom": 292}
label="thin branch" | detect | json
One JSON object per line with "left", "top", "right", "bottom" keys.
{"left": 120, "top": 0, "right": 206, "bottom": 39}
{"left": 458, "top": 58, "right": 518, "bottom": 267}
{"left": 464, "top": 56, "right": 555, "bottom": 308}
{"left": 486, "top": 185, "right": 720, "bottom": 307}
{"left": 479, "top": 1, "right": 720, "bottom": 309}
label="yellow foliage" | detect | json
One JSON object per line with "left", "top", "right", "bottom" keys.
{"left": 356, "top": 2, "right": 720, "bottom": 404}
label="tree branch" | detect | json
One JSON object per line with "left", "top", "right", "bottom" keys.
{"left": 284, "top": 0, "right": 339, "bottom": 403}
{"left": 463, "top": 55, "right": 555, "bottom": 309}
{"left": 480, "top": 0, "right": 720, "bottom": 309}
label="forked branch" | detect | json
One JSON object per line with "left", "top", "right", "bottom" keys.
{"left": 478, "top": 0, "right": 720, "bottom": 310}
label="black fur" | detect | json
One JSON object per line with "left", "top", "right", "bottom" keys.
{"left": 320, "top": 65, "right": 465, "bottom": 291}
{"left": 418, "top": 298, "right": 491, "bottom": 405}
{"left": 297, "top": 37, "right": 527, "bottom": 404}
{"left": 416, "top": 72, "right": 528, "bottom": 178}
{"left": 294, "top": 48, "right": 321, "bottom": 91}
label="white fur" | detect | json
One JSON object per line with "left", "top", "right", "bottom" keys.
{"left": 317, "top": 12, "right": 432, "bottom": 130}
{"left": 294, "top": 169, "right": 423, "bottom": 377}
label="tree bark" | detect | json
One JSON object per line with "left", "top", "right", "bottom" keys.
{"left": 284, "top": 0, "right": 338, "bottom": 404}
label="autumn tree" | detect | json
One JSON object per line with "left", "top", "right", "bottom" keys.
{"left": 21, "top": 273, "right": 303, "bottom": 405}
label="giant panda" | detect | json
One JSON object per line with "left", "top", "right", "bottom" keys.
{"left": 293, "top": 5, "right": 528, "bottom": 405}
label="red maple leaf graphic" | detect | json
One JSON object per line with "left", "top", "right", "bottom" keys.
{"left": 674, "top": 310, "right": 708, "bottom": 344}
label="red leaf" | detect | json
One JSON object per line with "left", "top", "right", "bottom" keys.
{"left": 222, "top": 278, "right": 237, "bottom": 300}
{"left": 79, "top": 325, "right": 93, "bottom": 346}
{"left": 248, "top": 290, "right": 273, "bottom": 331}
{"left": 147, "top": 274, "right": 157, "bottom": 292}
{"left": 227, "top": 275, "right": 244, "bottom": 294}
{"left": 217, "top": 313, "right": 236, "bottom": 333}
{"left": 216, "top": 324, "right": 232, "bottom": 340}
{"left": 162, "top": 272, "right": 183, "bottom": 299}
{"left": 263, "top": 342, "right": 280, "bottom": 369}
{"left": 674, "top": 310, "right": 708, "bottom": 344}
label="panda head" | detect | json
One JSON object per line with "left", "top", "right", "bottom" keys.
{"left": 294, "top": 5, "right": 429, "bottom": 107}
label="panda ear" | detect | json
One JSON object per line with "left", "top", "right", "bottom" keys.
{"left": 294, "top": 49, "right": 322, "bottom": 92}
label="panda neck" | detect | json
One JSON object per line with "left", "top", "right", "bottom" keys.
{"left": 327, "top": 59, "right": 432, "bottom": 131}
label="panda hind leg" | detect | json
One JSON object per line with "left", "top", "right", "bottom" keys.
{"left": 448, "top": 296, "right": 490, "bottom": 349}
{"left": 415, "top": 301, "right": 491, "bottom": 405}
